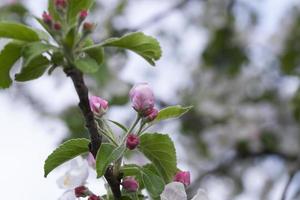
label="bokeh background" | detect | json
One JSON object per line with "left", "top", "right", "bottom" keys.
{"left": 1, "top": 0, "right": 300, "bottom": 199}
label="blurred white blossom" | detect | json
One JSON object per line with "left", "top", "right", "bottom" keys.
{"left": 57, "top": 157, "right": 89, "bottom": 200}
{"left": 160, "top": 182, "right": 209, "bottom": 200}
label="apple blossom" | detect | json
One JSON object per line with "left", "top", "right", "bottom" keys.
{"left": 160, "top": 182, "right": 209, "bottom": 200}
{"left": 89, "top": 96, "right": 108, "bottom": 116}
{"left": 144, "top": 107, "right": 159, "bottom": 122}
{"left": 174, "top": 171, "right": 190, "bottom": 187}
{"left": 87, "top": 152, "right": 96, "bottom": 168}
{"left": 129, "top": 83, "right": 155, "bottom": 114}
{"left": 58, "top": 190, "right": 77, "bottom": 200}
{"left": 57, "top": 157, "right": 89, "bottom": 200}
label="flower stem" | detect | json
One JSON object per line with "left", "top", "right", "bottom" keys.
{"left": 122, "top": 115, "right": 141, "bottom": 144}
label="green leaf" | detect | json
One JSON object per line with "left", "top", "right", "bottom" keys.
{"left": 44, "top": 138, "right": 90, "bottom": 177}
{"left": 85, "top": 46, "right": 104, "bottom": 65}
{"left": 138, "top": 133, "right": 177, "bottom": 183}
{"left": 67, "top": 0, "right": 94, "bottom": 25}
{"left": 0, "top": 22, "right": 40, "bottom": 41}
{"left": 96, "top": 144, "right": 126, "bottom": 178}
{"left": 0, "top": 41, "right": 23, "bottom": 88}
{"left": 15, "top": 55, "right": 50, "bottom": 81}
{"left": 121, "top": 164, "right": 164, "bottom": 198}
{"left": 141, "top": 168, "right": 164, "bottom": 199}
{"left": 153, "top": 105, "right": 192, "bottom": 123}
{"left": 21, "top": 42, "right": 53, "bottom": 67}
{"left": 102, "top": 32, "right": 162, "bottom": 66}
{"left": 75, "top": 56, "right": 100, "bottom": 73}
{"left": 64, "top": 26, "right": 77, "bottom": 50}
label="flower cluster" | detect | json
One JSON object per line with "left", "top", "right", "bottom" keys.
{"left": 42, "top": 0, "right": 94, "bottom": 34}
{"left": 56, "top": 83, "right": 199, "bottom": 200}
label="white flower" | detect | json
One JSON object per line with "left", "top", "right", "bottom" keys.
{"left": 191, "top": 188, "right": 209, "bottom": 200}
{"left": 160, "top": 182, "right": 209, "bottom": 200}
{"left": 57, "top": 157, "right": 89, "bottom": 200}
{"left": 58, "top": 190, "right": 76, "bottom": 200}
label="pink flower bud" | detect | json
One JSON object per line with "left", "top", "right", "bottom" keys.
{"left": 55, "top": 0, "right": 67, "bottom": 9}
{"left": 122, "top": 177, "right": 139, "bottom": 192}
{"left": 144, "top": 107, "right": 159, "bottom": 121}
{"left": 42, "top": 12, "right": 52, "bottom": 26}
{"left": 88, "top": 194, "right": 101, "bottom": 200}
{"left": 75, "top": 186, "right": 89, "bottom": 197}
{"left": 126, "top": 134, "right": 140, "bottom": 150}
{"left": 174, "top": 171, "right": 190, "bottom": 187}
{"left": 79, "top": 10, "right": 88, "bottom": 21}
{"left": 83, "top": 22, "right": 94, "bottom": 33}
{"left": 54, "top": 22, "right": 62, "bottom": 30}
{"left": 89, "top": 96, "right": 108, "bottom": 116}
{"left": 129, "top": 83, "right": 155, "bottom": 114}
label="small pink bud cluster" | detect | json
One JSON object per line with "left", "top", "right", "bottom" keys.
{"left": 74, "top": 186, "right": 101, "bottom": 200}
{"left": 122, "top": 177, "right": 139, "bottom": 192}
{"left": 173, "top": 171, "right": 190, "bottom": 187}
{"left": 42, "top": 12, "right": 62, "bottom": 31}
{"left": 75, "top": 186, "right": 89, "bottom": 198}
{"left": 126, "top": 134, "right": 140, "bottom": 150}
{"left": 89, "top": 96, "right": 109, "bottom": 117}
{"left": 79, "top": 10, "right": 88, "bottom": 21}
{"left": 42, "top": 12, "right": 52, "bottom": 26}
{"left": 130, "top": 83, "right": 159, "bottom": 122}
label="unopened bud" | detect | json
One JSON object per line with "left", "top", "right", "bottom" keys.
{"left": 55, "top": 0, "right": 67, "bottom": 10}
{"left": 42, "top": 12, "right": 52, "bottom": 26}
{"left": 88, "top": 194, "right": 101, "bottom": 200}
{"left": 126, "top": 134, "right": 140, "bottom": 150}
{"left": 89, "top": 96, "right": 108, "bottom": 117}
{"left": 74, "top": 186, "right": 89, "bottom": 197}
{"left": 83, "top": 22, "right": 94, "bottom": 33}
{"left": 173, "top": 171, "right": 190, "bottom": 187}
{"left": 54, "top": 22, "right": 62, "bottom": 31}
{"left": 129, "top": 83, "right": 155, "bottom": 114}
{"left": 144, "top": 107, "right": 159, "bottom": 121}
{"left": 79, "top": 10, "right": 88, "bottom": 21}
{"left": 122, "top": 177, "right": 139, "bottom": 192}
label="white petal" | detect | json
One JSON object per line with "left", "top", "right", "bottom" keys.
{"left": 160, "top": 182, "right": 187, "bottom": 200}
{"left": 57, "top": 157, "right": 89, "bottom": 189}
{"left": 191, "top": 188, "right": 209, "bottom": 200}
{"left": 58, "top": 190, "right": 76, "bottom": 200}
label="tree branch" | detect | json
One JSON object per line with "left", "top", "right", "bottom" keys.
{"left": 64, "top": 67, "right": 122, "bottom": 200}
{"left": 64, "top": 67, "right": 101, "bottom": 157}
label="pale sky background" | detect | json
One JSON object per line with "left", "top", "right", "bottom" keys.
{"left": 0, "top": 0, "right": 299, "bottom": 199}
